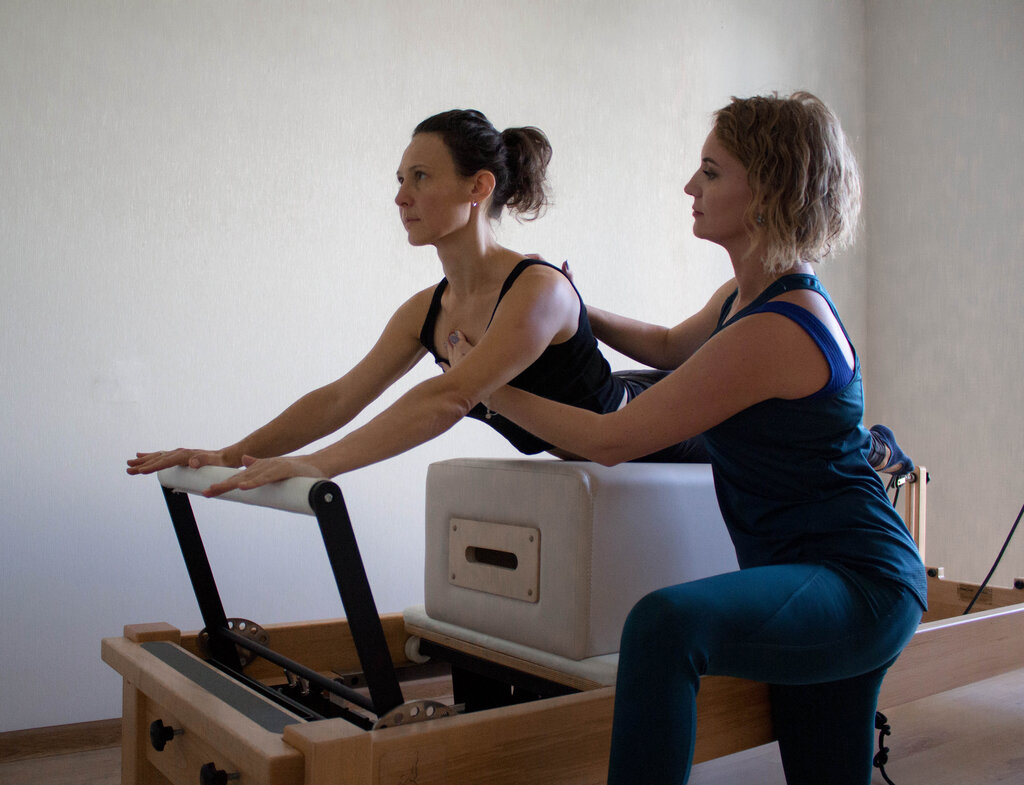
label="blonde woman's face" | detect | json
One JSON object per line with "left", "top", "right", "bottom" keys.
{"left": 684, "top": 133, "right": 754, "bottom": 255}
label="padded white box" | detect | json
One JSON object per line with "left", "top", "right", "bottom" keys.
{"left": 424, "top": 459, "right": 739, "bottom": 660}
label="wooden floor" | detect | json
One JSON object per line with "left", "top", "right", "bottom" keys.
{"left": 4, "top": 667, "right": 1022, "bottom": 785}
{"left": 691, "top": 666, "right": 1024, "bottom": 785}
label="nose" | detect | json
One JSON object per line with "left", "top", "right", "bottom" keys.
{"left": 684, "top": 171, "right": 700, "bottom": 197}
{"left": 395, "top": 182, "right": 411, "bottom": 208}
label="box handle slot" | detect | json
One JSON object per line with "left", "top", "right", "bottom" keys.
{"left": 466, "top": 546, "right": 519, "bottom": 570}
{"left": 448, "top": 518, "right": 540, "bottom": 603}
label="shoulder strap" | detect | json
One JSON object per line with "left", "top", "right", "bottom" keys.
{"left": 486, "top": 259, "right": 574, "bottom": 328}
{"left": 718, "top": 274, "right": 840, "bottom": 328}
{"left": 754, "top": 300, "right": 856, "bottom": 397}
{"left": 418, "top": 278, "right": 449, "bottom": 359}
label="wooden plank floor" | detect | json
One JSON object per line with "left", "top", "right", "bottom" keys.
{"left": 690, "top": 665, "right": 1024, "bottom": 785}
{"left": 3, "top": 667, "right": 1022, "bottom": 785}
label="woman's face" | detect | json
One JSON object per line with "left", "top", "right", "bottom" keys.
{"left": 684, "top": 132, "right": 755, "bottom": 255}
{"left": 395, "top": 133, "right": 475, "bottom": 247}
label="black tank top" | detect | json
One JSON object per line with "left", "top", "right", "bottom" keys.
{"left": 419, "top": 259, "right": 623, "bottom": 453}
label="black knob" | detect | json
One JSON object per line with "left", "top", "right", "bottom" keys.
{"left": 148, "top": 719, "right": 181, "bottom": 751}
{"left": 199, "top": 762, "right": 239, "bottom": 785}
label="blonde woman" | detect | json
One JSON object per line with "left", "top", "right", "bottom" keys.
{"left": 449, "top": 93, "right": 926, "bottom": 784}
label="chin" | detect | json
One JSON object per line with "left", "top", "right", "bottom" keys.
{"left": 403, "top": 230, "right": 428, "bottom": 247}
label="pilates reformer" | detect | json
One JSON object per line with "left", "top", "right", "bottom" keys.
{"left": 102, "top": 463, "right": 1024, "bottom": 785}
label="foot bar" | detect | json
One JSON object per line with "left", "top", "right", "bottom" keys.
{"left": 156, "top": 464, "right": 406, "bottom": 719}
{"left": 157, "top": 465, "right": 323, "bottom": 515}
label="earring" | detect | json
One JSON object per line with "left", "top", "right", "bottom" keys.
{"left": 756, "top": 213, "right": 764, "bottom": 225}
{"left": 472, "top": 202, "right": 478, "bottom": 208}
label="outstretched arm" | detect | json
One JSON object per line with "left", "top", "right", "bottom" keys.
{"left": 126, "top": 288, "right": 433, "bottom": 477}
{"left": 457, "top": 304, "right": 833, "bottom": 465}
{"left": 201, "top": 264, "right": 582, "bottom": 494}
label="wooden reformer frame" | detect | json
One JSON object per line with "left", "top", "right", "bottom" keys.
{"left": 101, "top": 465, "right": 1024, "bottom": 785}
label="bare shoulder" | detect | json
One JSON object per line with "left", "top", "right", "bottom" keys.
{"left": 697, "top": 305, "right": 831, "bottom": 400}
{"left": 684, "top": 277, "right": 737, "bottom": 332}
{"left": 488, "top": 261, "right": 579, "bottom": 341}
{"left": 514, "top": 259, "right": 575, "bottom": 291}
{"left": 769, "top": 284, "right": 853, "bottom": 361}
{"left": 499, "top": 260, "right": 577, "bottom": 310}
{"left": 706, "top": 277, "right": 739, "bottom": 312}
{"left": 372, "top": 284, "right": 439, "bottom": 347}
{"left": 394, "top": 283, "right": 439, "bottom": 319}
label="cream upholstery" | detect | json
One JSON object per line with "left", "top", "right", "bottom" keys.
{"left": 423, "top": 459, "right": 738, "bottom": 660}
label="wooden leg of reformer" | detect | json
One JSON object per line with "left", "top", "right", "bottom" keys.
{"left": 900, "top": 465, "right": 927, "bottom": 561}
{"left": 121, "top": 683, "right": 172, "bottom": 785}
{"left": 283, "top": 718, "right": 372, "bottom": 785}
{"left": 120, "top": 624, "right": 181, "bottom": 785}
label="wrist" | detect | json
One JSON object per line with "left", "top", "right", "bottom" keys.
{"left": 485, "top": 387, "right": 510, "bottom": 415}
{"left": 219, "top": 445, "right": 246, "bottom": 468}
{"left": 307, "top": 448, "right": 341, "bottom": 479}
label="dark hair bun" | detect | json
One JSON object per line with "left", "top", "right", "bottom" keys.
{"left": 414, "top": 110, "right": 552, "bottom": 221}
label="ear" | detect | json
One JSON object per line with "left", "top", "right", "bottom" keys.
{"left": 469, "top": 170, "right": 496, "bottom": 203}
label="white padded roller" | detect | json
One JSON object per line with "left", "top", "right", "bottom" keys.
{"left": 157, "top": 465, "right": 326, "bottom": 515}
{"left": 403, "top": 605, "right": 619, "bottom": 687}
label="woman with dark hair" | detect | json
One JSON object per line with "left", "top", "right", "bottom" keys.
{"left": 127, "top": 109, "right": 707, "bottom": 492}
{"left": 448, "top": 93, "right": 927, "bottom": 784}
{"left": 129, "top": 107, "right": 908, "bottom": 492}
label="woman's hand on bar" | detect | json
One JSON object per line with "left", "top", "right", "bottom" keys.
{"left": 200, "top": 454, "right": 328, "bottom": 497}
{"left": 126, "top": 448, "right": 236, "bottom": 476}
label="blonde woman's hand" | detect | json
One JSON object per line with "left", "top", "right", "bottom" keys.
{"left": 445, "top": 329, "right": 475, "bottom": 370}
{"left": 521, "top": 252, "right": 573, "bottom": 282}
{"left": 444, "top": 330, "right": 494, "bottom": 410}
{"left": 560, "top": 260, "right": 574, "bottom": 283}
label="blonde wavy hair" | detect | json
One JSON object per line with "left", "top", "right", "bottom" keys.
{"left": 712, "top": 92, "right": 861, "bottom": 274}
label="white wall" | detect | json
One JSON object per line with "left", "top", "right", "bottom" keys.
{"left": 2, "top": 0, "right": 867, "bottom": 732}
{"left": 863, "top": 0, "right": 1024, "bottom": 590}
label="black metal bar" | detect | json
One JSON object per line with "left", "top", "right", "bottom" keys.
{"left": 309, "top": 480, "right": 405, "bottom": 716}
{"left": 161, "top": 486, "right": 243, "bottom": 672}
{"left": 203, "top": 653, "right": 374, "bottom": 730}
{"left": 217, "top": 627, "right": 376, "bottom": 714}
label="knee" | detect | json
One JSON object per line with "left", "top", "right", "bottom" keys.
{"left": 620, "top": 587, "right": 700, "bottom": 656}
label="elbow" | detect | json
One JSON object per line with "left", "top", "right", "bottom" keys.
{"left": 585, "top": 435, "right": 631, "bottom": 467}
{"left": 592, "top": 448, "right": 628, "bottom": 468}
{"left": 445, "top": 378, "right": 480, "bottom": 420}
{"left": 431, "top": 381, "right": 479, "bottom": 425}
{"left": 426, "top": 396, "right": 475, "bottom": 435}
{"left": 451, "top": 395, "right": 477, "bottom": 421}
{"left": 585, "top": 417, "right": 646, "bottom": 467}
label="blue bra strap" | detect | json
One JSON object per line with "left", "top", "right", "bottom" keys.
{"left": 756, "top": 301, "right": 855, "bottom": 398}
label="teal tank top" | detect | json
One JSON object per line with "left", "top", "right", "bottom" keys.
{"left": 702, "top": 275, "right": 928, "bottom": 609}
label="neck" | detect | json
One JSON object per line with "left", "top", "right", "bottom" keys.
{"left": 727, "top": 248, "right": 814, "bottom": 314}
{"left": 434, "top": 217, "right": 519, "bottom": 296}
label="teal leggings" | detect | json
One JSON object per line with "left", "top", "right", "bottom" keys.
{"left": 606, "top": 563, "right": 923, "bottom": 785}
